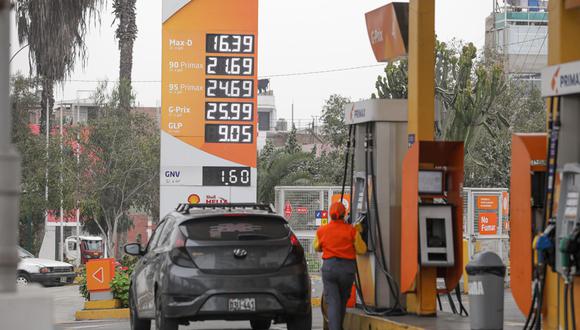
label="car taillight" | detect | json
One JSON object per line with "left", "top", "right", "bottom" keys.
{"left": 170, "top": 229, "right": 195, "bottom": 268}
{"left": 284, "top": 233, "right": 305, "bottom": 266}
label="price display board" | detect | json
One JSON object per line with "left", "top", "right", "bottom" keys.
{"left": 161, "top": 0, "right": 258, "bottom": 217}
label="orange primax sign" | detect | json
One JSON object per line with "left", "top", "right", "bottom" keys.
{"left": 365, "top": 3, "right": 408, "bottom": 62}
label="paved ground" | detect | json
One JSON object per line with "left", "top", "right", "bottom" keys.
{"left": 48, "top": 284, "right": 324, "bottom": 330}
{"left": 45, "top": 279, "right": 525, "bottom": 330}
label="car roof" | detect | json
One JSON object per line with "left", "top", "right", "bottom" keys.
{"left": 168, "top": 204, "right": 286, "bottom": 224}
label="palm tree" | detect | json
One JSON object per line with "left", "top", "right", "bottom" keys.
{"left": 15, "top": 0, "right": 103, "bottom": 133}
{"left": 113, "top": 0, "right": 137, "bottom": 112}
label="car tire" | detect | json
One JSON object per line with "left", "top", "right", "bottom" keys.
{"left": 155, "top": 292, "right": 178, "bottom": 330}
{"left": 16, "top": 272, "right": 30, "bottom": 287}
{"left": 130, "top": 291, "right": 151, "bottom": 330}
{"left": 250, "top": 319, "right": 272, "bottom": 330}
{"left": 286, "top": 307, "right": 312, "bottom": 330}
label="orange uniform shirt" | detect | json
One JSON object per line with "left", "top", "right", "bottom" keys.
{"left": 315, "top": 220, "right": 359, "bottom": 260}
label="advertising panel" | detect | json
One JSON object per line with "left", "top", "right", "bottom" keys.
{"left": 477, "top": 195, "right": 499, "bottom": 210}
{"left": 161, "top": 0, "right": 258, "bottom": 217}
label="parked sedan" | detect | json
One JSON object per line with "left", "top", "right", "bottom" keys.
{"left": 125, "top": 204, "right": 312, "bottom": 330}
{"left": 17, "top": 247, "right": 76, "bottom": 287}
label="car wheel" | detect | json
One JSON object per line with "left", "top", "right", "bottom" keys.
{"left": 155, "top": 292, "right": 178, "bottom": 330}
{"left": 130, "top": 291, "right": 151, "bottom": 330}
{"left": 250, "top": 319, "right": 271, "bottom": 330}
{"left": 286, "top": 307, "right": 312, "bottom": 330}
{"left": 16, "top": 273, "right": 30, "bottom": 287}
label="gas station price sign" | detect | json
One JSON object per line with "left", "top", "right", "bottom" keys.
{"left": 161, "top": 0, "right": 258, "bottom": 217}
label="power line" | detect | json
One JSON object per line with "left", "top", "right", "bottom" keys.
{"left": 63, "top": 64, "right": 388, "bottom": 84}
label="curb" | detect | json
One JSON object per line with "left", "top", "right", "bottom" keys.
{"left": 75, "top": 308, "right": 129, "bottom": 321}
{"left": 344, "top": 309, "right": 423, "bottom": 330}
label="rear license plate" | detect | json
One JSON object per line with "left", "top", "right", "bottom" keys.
{"left": 60, "top": 277, "right": 67, "bottom": 283}
{"left": 228, "top": 298, "right": 256, "bottom": 312}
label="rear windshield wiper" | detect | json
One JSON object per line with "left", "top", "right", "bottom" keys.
{"left": 237, "top": 234, "right": 271, "bottom": 240}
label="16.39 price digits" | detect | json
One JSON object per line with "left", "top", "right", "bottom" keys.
{"left": 206, "top": 34, "right": 255, "bottom": 54}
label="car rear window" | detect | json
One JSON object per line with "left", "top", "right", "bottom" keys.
{"left": 182, "top": 215, "right": 290, "bottom": 241}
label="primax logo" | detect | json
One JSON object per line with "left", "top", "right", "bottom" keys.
{"left": 561, "top": 71, "right": 580, "bottom": 88}
{"left": 370, "top": 29, "right": 383, "bottom": 45}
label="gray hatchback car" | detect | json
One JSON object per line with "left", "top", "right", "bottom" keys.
{"left": 124, "top": 204, "right": 312, "bottom": 330}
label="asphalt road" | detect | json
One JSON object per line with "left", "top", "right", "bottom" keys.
{"left": 46, "top": 284, "right": 324, "bottom": 330}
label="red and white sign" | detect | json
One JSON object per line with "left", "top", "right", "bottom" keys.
{"left": 502, "top": 192, "right": 509, "bottom": 217}
{"left": 284, "top": 201, "right": 293, "bottom": 218}
{"left": 296, "top": 207, "right": 308, "bottom": 214}
{"left": 479, "top": 213, "right": 498, "bottom": 235}
{"left": 46, "top": 209, "right": 79, "bottom": 227}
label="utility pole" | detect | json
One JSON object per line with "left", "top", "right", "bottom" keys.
{"left": 0, "top": 0, "right": 20, "bottom": 295}
{"left": 0, "top": 4, "right": 54, "bottom": 328}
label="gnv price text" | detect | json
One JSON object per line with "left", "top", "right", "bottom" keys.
{"left": 202, "top": 166, "right": 251, "bottom": 187}
{"left": 206, "top": 102, "right": 253, "bottom": 121}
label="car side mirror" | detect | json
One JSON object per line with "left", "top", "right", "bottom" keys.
{"left": 124, "top": 243, "right": 144, "bottom": 256}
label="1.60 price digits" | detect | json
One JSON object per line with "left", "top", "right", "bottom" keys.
{"left": 206, "top": 102, "right": 253, "bottom": 121}
{"left": 206, "top": 79, "right": 253, "bottom": 98}
{"left": 205, "top": 124, "right": 253, "bottom": 143}
{"left": 206, "top": 34, "right": 255, "bottom": 54}
{"left": 206, "top": 56, "right": 254, "bottom": 76}
{"left": 202, "top": 166, "right": 251, "bottom": 187}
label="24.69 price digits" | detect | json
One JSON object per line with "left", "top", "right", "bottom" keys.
{"left": 206, "top": 34, "right": 255, "bottom": 54}
{"left": 205, "top": 124, "right": 253, "bottom": 143}
{"left": 206, "top": 102, "right": 253, "bottom": 121}
{"left": 206, "top": 79, "right": 253, "bottom": 98}
{"left": 206, "top": 56, "right": 253, "bottom": 76}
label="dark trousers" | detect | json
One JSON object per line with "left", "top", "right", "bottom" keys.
{"left": 321, "top": 258, "right": 356, "bottom": 330}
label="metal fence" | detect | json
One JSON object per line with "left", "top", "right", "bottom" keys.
{"left": 463, "top": 187, "right": 510, "bottom": 285}
{"left": 276, "top": 186, "right": 511, "bottom": 278}
{"left": 275, "top": 186, "right": 349, "bottom": 273}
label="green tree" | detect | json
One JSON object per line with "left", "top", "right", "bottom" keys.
{"left": 15, "top": 0, "right": 103, "bottom": 132}
{"left": 284, "top": 125, "right": 301, "bottom": 154}
{"left": 10, "top": 75, "right": 78, "bottom": 252}
{"left": 320, "top": 94, "right": 351, "bottom": 148}
{"left": 78, "top": 83, "right": 159, "bottom": 257}
{"left": 113, "top": 0, "right": 138, "bottom": 111}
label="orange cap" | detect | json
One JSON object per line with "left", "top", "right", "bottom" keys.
{"left": 330, "top": 202, "right": 346, "bottom": 220}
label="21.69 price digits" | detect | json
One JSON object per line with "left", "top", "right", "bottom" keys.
{"left": 206, "top": 102, "right": 253, "bottom": 121}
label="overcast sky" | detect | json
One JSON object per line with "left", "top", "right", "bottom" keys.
{"left": 9, "top": 0, "right": 493, "bottom": 121}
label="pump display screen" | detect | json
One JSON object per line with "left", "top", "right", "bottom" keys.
{"left": 419, "top": 170, "right": 444, "bottom": 195}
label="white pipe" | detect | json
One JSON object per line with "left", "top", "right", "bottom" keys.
{"left": 0, "top": 1, "right": 22, "bottom": 293}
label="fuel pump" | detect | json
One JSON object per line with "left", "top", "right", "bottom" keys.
{"left": 345, "top": 98, "right": 407, "bottom": 312}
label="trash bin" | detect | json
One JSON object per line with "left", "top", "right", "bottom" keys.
{"left": 465, "top": 251, "right": 506, "bottom": 330}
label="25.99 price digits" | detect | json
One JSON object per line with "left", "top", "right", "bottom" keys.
{"left": 206, "top": 102, "right": 253, "bottom": 121}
